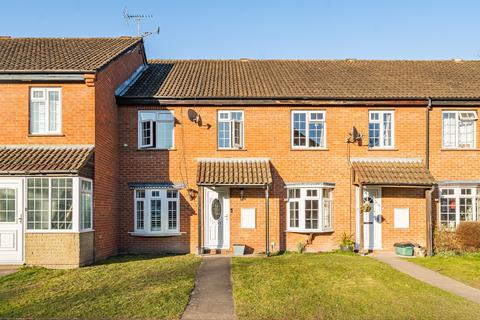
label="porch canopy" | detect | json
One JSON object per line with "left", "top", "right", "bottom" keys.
{"left": 351, "top": 158, "right": 435, "bottom": 187}
{"left": 196, "top": 157, "right": 272, "bottom": 187}
{"left": 0, "top": 145, "right": 94, "bottom": 175}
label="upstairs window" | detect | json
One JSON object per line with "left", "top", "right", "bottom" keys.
{"left": 440, "top": 187, "right": 480, "bottom": 229}
{"left": 138, "top": 111, "right": 175, "bottom": 149}
{"left": 134, "top": 189, "right": 180, "bottom": 234}
{"left": 286, "top": 186, "right": 332, "bottom": 232}
{"left": 442, "top": 111, "right": 477, "bottom": 149}
{"left": 218, "top": 111, "right": 244, "bottom": 149}
{"left": 369, "top": 110, "right": 394, "bottom": 148}
{"left": 291, "top": 111, "right": 326, "bottom": 149}
{"left": 30, "top": 88, "right": 61, "bottom": 134}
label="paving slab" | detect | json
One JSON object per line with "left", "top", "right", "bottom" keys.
{"left": 373, "top": 252, "right": 480, "bottom": 304}
{"left": 0, "top": 268, "right": 18, "bottom": 277}
{"left": 182, "top": 256, "right": 235, "bottom": 320}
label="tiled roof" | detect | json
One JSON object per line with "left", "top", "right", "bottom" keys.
{"left": 0, "top": 145, "right": 94, "bottom": 175}
{"left": 0, "top": 37, "right": 142, "bottom": 73}
{"left": 197, "top": 158, "right": 272, "bottom": 186}
{"left": 122, "top": 59, "right": 480, "bottom": 99}
{"left": 351, "top": 158, "right": 435, "bottom": 186}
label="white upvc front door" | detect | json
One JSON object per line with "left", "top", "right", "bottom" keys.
{"left": 363, "top": 187, "right": 382, "bottom": 250}
{"left": 204, "top": 187, "right": 230, "bottom": 250}
{"left": 0, "top": 180, "right": 23, "bottom": 264}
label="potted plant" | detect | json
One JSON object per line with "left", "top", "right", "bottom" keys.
{"left": 339, "top": 232, "right": 355, "bottom": 252}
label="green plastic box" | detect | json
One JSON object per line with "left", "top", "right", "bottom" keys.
{"left": 394, "top": 243, "right": 414, "bottom": 256}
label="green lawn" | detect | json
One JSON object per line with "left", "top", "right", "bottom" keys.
{"left": 410, "top": 254, "right": 480, "bottom": 289}
{"left": 0, "top": 254, "right": 201, "bottom": 319}
{"left": 232, "top": 253, "right": 480, "bottom": 320}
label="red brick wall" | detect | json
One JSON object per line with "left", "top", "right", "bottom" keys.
{"left": 0, "top": 83, "right": 95, "bottom": 144}
{"left": 93, "top": 43, "right": 145, "bottom": 260}
{"left": 117, "top": 104, "right": 462, "bottom": 253}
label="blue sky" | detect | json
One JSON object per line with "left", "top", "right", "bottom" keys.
{"left": 1, "top": 0, "right": 480, "bottom": 60}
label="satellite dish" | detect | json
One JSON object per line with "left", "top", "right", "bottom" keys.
{"left": 187, "top": 109, "right": 201, "bottom": 125}
{"left": 351, "top": 126, "right": 359, "bottom": 140}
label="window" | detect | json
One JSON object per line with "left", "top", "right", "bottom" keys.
{"left": 134, "top": 189, "right": 180, "bottom": 234}
{"left": 291, "top": 111, "right": 326, "bottom": 149}
{"left": 218, "top": 111, "right": 244, "bottom": 149}
{"left": 0, "top": 188, "right": 16, "bottom": 223}
{"left": 26, "top": 177, "right": 93, "bottom": 232}
{"left": 138, "top": 111, "right": 174, "bottom": 149}
{"left": 286, "top": 187, "right": 333, "bottom": 232}
{"left": 30, "top": 88, "right": 61, "bottom": 134}
{"left": 440, "top": 187, "right": 480, "bottom": 229}
{"left": 442, "top": 111, "right": 477, "bottom": 149}
{"left": 27, "top": 178, "right": 72, "bottom": 230}
{"left": 369, "top": 110, "right": 394, "bottom": 148}
{"left": 80, "top": 179, "right": 93, "bottom": 230}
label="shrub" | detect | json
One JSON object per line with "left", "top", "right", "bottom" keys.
{"left": 434, "top": 228, "right": 461, "bottom": 254}
{"left": 456, "top": 222, "right": 480, "bottom": 252}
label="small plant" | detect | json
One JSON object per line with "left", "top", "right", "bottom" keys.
{"left": 434, "top": 227, "right": 461, "bottom": 255}
{"left": 296, "top": 241, "right": 306, "bottom": 253}
{"left": 339, "top": 232, "right": 355, "bottom": 252}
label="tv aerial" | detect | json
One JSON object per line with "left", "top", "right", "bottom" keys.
{"left": 123, "top": 7, "right": 160, "bottom": 38}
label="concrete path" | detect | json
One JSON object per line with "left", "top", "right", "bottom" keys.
{"left": 373, "top": 253, "right": 480, "bottom": 304}
{"left": 182, "top": 256, "right": 236, "bottom": 320}
{"left": 0, "top": 267, "right": 18, "bottom": 277}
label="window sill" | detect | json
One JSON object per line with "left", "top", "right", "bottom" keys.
{"left": 285, "top": 228, "right": 334, "bottom": 234}
{"left": 368, "top": 148, "right": 398, "bottom": 151}
{"left": 137, "top": 148, "right": 176, "bottom": 151}
{"left": 291, "top": 148, "right": 329, "bottom": 151}
{"left": 25, "top": 230, "right": 82, "bottom": 234}
{"left": 28, "top": 134, "right": 65, "bottom": 137}
{"left": 217, "top": 148, "right": 247, "bottom": 151}
{"left": 129, "top": 231, "right": 184, "bottom": 237}
{"left": 441, "top": 148, "right": 479, "bottom": 151}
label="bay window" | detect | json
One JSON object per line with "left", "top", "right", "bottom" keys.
{"left": 218, "top": 111, "right": 244, "bottom": 149}
{"left": 30, "top": 87, "right": 61, "bottom": 134}
{"left": 286, "top": 186, "right": 333, "bottom": 232}
{"left": 138, "top": 110, "right": 175, "bottom": 149}
{"left": 134, "top": 189, "right": 180, "bottom": 234}
{"left": 26, "top": 177, "right": 93, "bottom": 232}
{"left": 291, "top": 111, "right": 326, "bottom": 149}
{"left": 368, "top": 110, "right": 394, "bottom": 148}
{"left": 442, "top": 111, "right": 477, "bottom": 149}
{"left": 440, "top": 187, "right": 480, "bottom": 229}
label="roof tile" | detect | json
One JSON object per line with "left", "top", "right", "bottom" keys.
{"left": 123, "top": 59, "right": 480, "bottom": 99}
{"left": 197, "top": 158, "right": 272, "bottom": 186}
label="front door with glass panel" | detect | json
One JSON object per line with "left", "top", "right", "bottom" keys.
{"left": 0, "top": 181, "right": 23, "bottom": 264}
{"left": 204, "top": 187, "right": 230, "bottom": 250}
{"left": 363, "top": 188, "right": 382, "bottom": 250}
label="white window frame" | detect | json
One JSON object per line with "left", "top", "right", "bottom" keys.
{"left": 133, "top": 189, "right": 180, "bottom": 235}
{"left": 138, "top": 110, "right": 175, "bottom": 150}
{"left": 25, "top": 177, "right": 93, "bottom": 233}
{"left": 217, "top": 110, "right": 244, "bottom": 149}
{"left": 439, "top": 186, "right": 479, "bottom": 229}
{"left": 29, "top": 87, "right": 62, "bottom": 135}
{"left": 368, "top": 110, "right": 395, "bottom": 149}
{"left": 442, "top": 110, "right": 477, "bottom": 149}
{"left": 286, "top": 186, "right": 333, "bottom": 233}
{"left": 79, "top": 178, "right": 93, "bottom": 231}
{"left": 291, "top": 111, "right": 327, "bottom": 149}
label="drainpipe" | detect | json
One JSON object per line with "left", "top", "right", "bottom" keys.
{"left": 425, "top": 98, "right": 432, "bottom": 169}
{"left": 265, "top": 184, "right": 270, "bottom": 256}
{"left": 425, "top": 98, "right": 434, "bottom": 256}
{"left": 426, "top": 186, "right": 435, "bottom": 256}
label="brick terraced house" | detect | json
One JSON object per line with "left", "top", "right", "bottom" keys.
{"left": 1, "top": 37, "right": 480, "bottom": 267}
